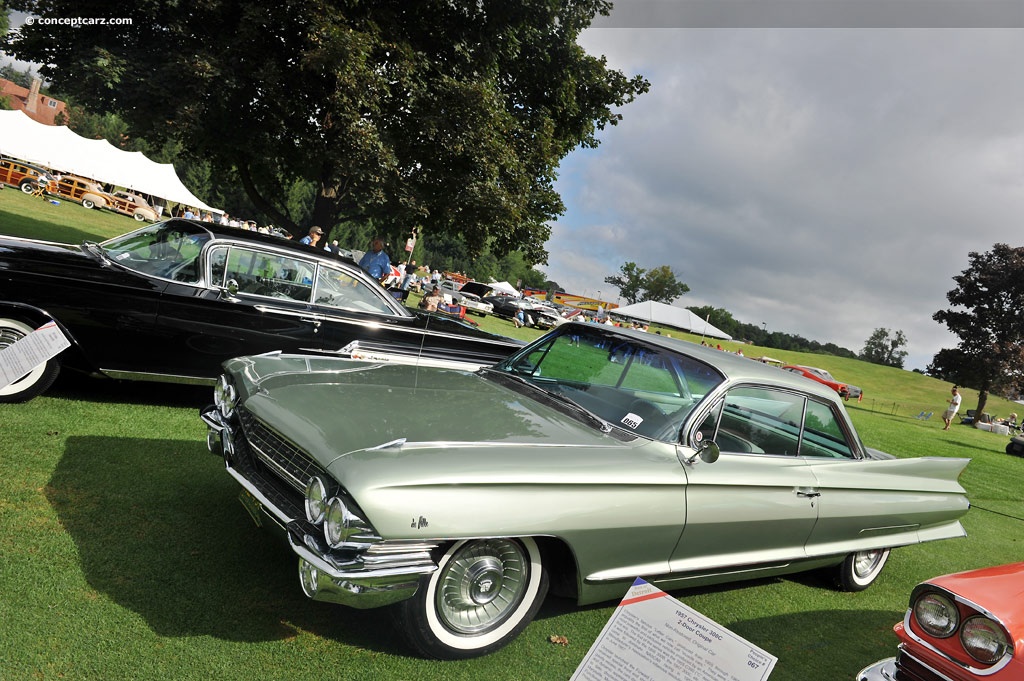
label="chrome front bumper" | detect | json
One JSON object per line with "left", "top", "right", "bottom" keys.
{"left": 204, "top": 407, "right": 438, "bottom": 609}
{"left": 856, "top": 658, "right": 896, "bottom": 681}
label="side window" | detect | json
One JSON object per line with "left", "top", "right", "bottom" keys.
{"left": 800, "top": 400, "right": 855, "bottom": 458}
{"left": 717, "top": 387, "right": 804, "bottom": 456}
{"left": 222, "top": 248, "right": 313, "bottom": 302}
{"left": 313, "top": 266, "right": 395, "bottom": 314}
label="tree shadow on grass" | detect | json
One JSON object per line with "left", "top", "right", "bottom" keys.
{"left": 46, "top": 436, "right": 402, "bottom": 654}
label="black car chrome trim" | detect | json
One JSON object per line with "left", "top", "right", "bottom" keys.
{"left": 101, "top": 369, "right": 215, "bottom": 385}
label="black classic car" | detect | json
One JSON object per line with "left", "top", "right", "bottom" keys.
{"left": 0, "top": 219, "right": 521, "bottom": 402}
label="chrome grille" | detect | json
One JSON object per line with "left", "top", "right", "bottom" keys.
{"left": 238, "top": 408, "right": 329, "bottom": 493}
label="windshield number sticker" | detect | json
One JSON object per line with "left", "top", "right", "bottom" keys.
{"left": 621, "top": 413, "right": 643, "bottom": 429}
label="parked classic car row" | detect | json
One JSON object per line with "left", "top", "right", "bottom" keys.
{"left": 201, "top": 321, "right": 970, "bottom": 659}
{"left": 3, "top": 219, "right": 988, "bottom": 668}
{"left": 0, "top": 219, "right": 521, "bottom": 402}
{"left": 1, "top": 156, "right": 159, "bottom": 221}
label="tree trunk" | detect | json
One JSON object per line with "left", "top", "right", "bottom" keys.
{"left": 975, "top": 380, "right": 990, "bottom": 419}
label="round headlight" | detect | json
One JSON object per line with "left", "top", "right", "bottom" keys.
{"left": 960, "top": 616, "right": 1010, "bottom": 665}
{"left": 324, "top": 497, "right": 364, "bottom": 549}
{"left": 304, "top": 477, "right": 328, "bottom": 525}
{"left": 914, "top": 592, "right": 959, "bottom": 638}
{"left": 214, "top": 375, "right": 238, "bottom": 418}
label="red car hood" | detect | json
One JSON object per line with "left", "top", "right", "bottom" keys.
{"left": 928, "top": 562, "right": 1024, "bottom": 642}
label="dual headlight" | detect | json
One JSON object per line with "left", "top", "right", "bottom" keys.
{"left": 913, "top": 591, "right": 1011, "bottom": 666}
{"left": 303, "top": 476, "right": 376, "bottom": 549}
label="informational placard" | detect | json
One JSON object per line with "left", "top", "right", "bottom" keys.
{"left": 571, "top": 578, "right": 777, "bottom": 681}
{"left": 0, "top": 321, "right": 70, "bottom": 390}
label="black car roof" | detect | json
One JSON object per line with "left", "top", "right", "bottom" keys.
{"left": 162, "top": 218, "right": 360, "bottom": 266}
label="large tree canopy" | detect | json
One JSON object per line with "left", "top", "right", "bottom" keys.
{"left": 6, "top": 0, "right": 647, "bottom": 262}
{"left": 930, "top": 243, "right": 1024, "bottom": 415}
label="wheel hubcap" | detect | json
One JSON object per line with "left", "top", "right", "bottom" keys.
{"left": 854, "top": 550, "right": 883, "bottom": 577}
{"left": 437, "top": 539, "right": 528, "bottom": 635}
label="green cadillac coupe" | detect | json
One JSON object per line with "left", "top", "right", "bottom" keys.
{"left": 202, "top": 322, "right": 970, "bottom": 659}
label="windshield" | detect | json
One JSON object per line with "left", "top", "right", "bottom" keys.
{"left": 493, "top": 325, "right": 725, "bottom": 442}
{"left": 100, "top": 220, "right": 211, "bottom": 282}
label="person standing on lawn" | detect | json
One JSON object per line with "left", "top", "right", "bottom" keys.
{"left": 942, "top": 386, "right": 961, "bottom": 430}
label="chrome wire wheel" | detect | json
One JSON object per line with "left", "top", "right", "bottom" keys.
{"left": 435, "top": 539, "right": 528, "bottom": 635}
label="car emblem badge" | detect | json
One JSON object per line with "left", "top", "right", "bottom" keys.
{"left": 410, "top": 515, "right": 429, "bottom": 529}
{"left": 621, "top": 413, "right": 643, "bottom": 429}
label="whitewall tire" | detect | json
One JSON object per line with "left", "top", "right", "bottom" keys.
{"left": 395, "top": 537, "right": 548, "bottom": 659}
{"left": 835, "top": 548, "right": 890, "bottom": 592}
{"left": 0, "top": 318, "right": 61, "bottom": 403}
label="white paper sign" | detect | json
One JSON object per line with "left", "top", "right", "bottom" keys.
{"left": 571, "top": 578, "right": 777, "bottom": 681}
{"left": 0, "top": 321, "right": 70, "bottom": 390}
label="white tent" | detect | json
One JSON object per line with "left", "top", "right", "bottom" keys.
{"left": 611, "top": 300, "right": 733, "bottom": 340}
{"left": 487, "top": 280, "right": 520, "bottom": 297}
{"left": 0, "top": 109, "right": 219, "bottom": 212}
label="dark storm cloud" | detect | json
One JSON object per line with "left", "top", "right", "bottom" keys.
{"left": 550, "top": 29, "right": 1024, "bottom": 369}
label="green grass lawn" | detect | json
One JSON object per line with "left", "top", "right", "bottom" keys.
{"left": 3, "top": 188, "right": 1024, "bottom": 680}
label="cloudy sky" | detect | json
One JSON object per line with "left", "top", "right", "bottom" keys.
{"left": 548, "top": 5, "right": 1024, "bottom": 370}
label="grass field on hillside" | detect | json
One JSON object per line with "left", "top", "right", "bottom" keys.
{"left": 2, "top": 188, "right": 1023, "bottom": 681}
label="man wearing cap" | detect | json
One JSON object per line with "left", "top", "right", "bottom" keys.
{"left": 300, "top": 226, "right": 324, "bottom": 246}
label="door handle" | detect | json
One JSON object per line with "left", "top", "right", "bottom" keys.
{"left": 795, "top": 488, "right": 821, "bottom": 498}
{"left": 299, "top": 316, "right": 322, "bottom": 331}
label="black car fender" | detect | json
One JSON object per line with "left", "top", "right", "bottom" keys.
{"left": 0, "top": 301, "right": 84, "bottom": 359}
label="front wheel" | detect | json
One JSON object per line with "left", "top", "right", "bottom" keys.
{"left": 20, "top": 181, "right": 36, "bottom": 194}
{"left": 835, "top": 548, "right": 890, "bottom": 591}
{"left": 394, "top": 537, "right": 548, "bottom": 659}
{"left": 0, "top": 318, "right": 61, "bottom": 403}
{"left": 82, "top": 199, "right": 96, "bottom": 209}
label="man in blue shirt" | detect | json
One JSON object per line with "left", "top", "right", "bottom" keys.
{"left": 359, "top": 238, "right": 391, "bottom": 281}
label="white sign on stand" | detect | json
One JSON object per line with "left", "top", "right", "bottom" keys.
{"left": 0, "top": 321, "right": 70, "bottom": 390}
{"left": 571, "top": 578, "right": 777, "bottom": 681}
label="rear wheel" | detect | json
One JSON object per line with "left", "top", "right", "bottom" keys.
{"left": 0, "top": 318, "right": 61, "bottom": 403}
{"left": 835, "top": 548, "right": 890, "bottom": 591}
{"left": 395, "top": 537, "right": 547, "bottom": 659}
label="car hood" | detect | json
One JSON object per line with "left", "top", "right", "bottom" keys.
{"left": 231, "top": 354, "right": 625, "bottom": 459}
{"left": 925, "top": 562, "right": 1024, "bottom": 636}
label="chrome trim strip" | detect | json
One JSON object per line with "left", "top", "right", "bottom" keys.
{"left": 101, "top": 369, "right": 215, "bottom": 385}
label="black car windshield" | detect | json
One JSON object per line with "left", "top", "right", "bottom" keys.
{"left": 494, "top": 325, "right": 725, "bottom": 442}
{"left": 99, "top": 220, "right": 212, "bottom": 282}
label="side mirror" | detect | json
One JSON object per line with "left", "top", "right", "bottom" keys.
{"left": 219, "top": 278, "right": 239, "bottom": 298}
{"left": 679, "top": 440, "right": 720, "bottom": 466}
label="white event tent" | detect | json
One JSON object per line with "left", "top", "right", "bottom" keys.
{"left": 0, "top": 109, "right": 219, "bottom": 213}
{"left": 611, "top": 300, "right": 733, "bottom": 340}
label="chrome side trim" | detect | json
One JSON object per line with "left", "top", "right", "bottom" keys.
{"left": 101, "top": 369, "right": 215, "bottom": 385}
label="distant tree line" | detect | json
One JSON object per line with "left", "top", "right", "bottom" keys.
{"left": 687, "top": 306, "right": 858, "bottom": 358}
